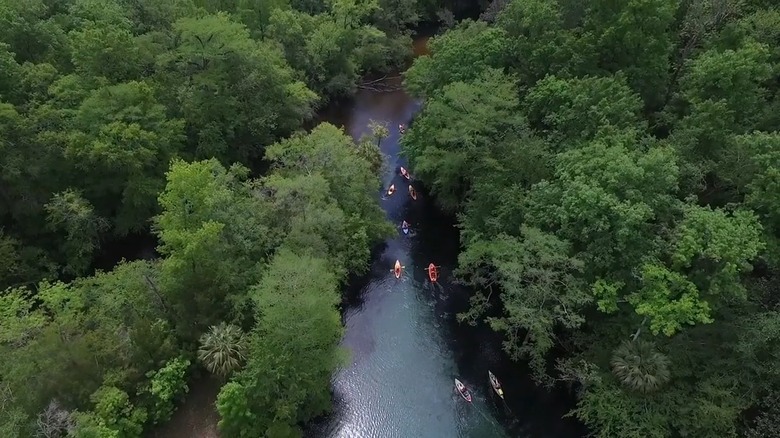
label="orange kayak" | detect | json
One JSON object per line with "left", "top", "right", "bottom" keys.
{"left": 408, "top": 185, "right": 417, "bottom": 200}
{"left": 427, "top": 263, "right": 438, "bottom": 282}
{"left": 387, "top": 184, "right": 395, "bottom": 196}
{"left": 394, "top": 260, "right": 402, "bottom": 278}
{"left": 400, "top": 166, "right": 411, "bottom": 180}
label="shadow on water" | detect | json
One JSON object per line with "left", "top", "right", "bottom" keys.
{"left": 306, "top": 39, "right": 586, "bottom": 437}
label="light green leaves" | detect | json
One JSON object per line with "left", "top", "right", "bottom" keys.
{"left": 631, "top": 263, "right": 712, "bottom": 336}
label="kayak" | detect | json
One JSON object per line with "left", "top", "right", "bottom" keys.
{"left": 427, "top": 263, "right": 438, "bottom": 282}
{"left": 387, "top": 184, "right": 395, "bottom": 196}
{"left": 488, "top": 371, "right": 504, "bottom": 399}
{"left": 400, "top": 166, "right": 411, "bottom": 180}
{"left": 401, "top": 220, "right": 409, "bottom": 235}
{"left": 394, "top": 260, "right": 402, "bottom": 279}
{"left": 455, "top": 379, "right": 472, "bottom": 402}
{"left": 399, "top": 124, "right": 405, "bottom": 134}
{"left": 408, "top": 185, "right": 417, "bottom": 200}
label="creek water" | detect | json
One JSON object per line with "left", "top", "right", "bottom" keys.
{"left": 151, "top": 36, "right": 585, "bottom": 438}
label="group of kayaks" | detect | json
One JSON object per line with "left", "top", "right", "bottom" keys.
{"left": 391, "top": 124, "right": 504, "bottom": 404}
{"left": 454, "top": 371, "right": 504, "bottom": 403}
{"left": 392, "top": 259, "right": 438, "bottom": 282}
{"left": 386, "top": 166, "right": 416, "bottom": 200}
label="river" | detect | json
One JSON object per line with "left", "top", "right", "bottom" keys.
{"left": 151, "top": 35, "right": 585, "bottom": 438}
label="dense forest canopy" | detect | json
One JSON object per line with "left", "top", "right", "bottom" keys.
{"left": 403, "top": 0, "right": 780, "bottom": 437}
{"left": 0, "top": 0, "right": 430, "bottom": 436}
{"left": 3, "top": 0, "right": 780, "bottom": 437}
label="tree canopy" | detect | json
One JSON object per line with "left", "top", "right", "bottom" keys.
{"left": 0, "top": 0, "right": 403, "bottom": 435}
{"left": 404, "top": 0, "right": 780, "bottom": 436}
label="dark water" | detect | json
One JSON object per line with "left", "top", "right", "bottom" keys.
{"left": 306, "top": 43, "right": 585, "bottom": 438}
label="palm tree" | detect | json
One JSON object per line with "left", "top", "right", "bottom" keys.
{"left": 610, "top": 339, "right": 671, "bottom": 393}
{"left": 197, "top": 323, "right": 247, "bottom": 379}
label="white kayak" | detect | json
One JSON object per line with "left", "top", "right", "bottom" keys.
{"left": 488, "top": 370, "right": 504, "bottom": 399}
{"left": 455, "top": 378, "right": 472, "bottom": 403}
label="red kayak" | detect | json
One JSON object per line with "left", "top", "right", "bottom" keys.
{"left": 427, "top": 263, "right": 438, "bottom": 282}
{"left": 387, "top": 184, "right": 395, "bottom": 196}
{"left": 408, "top": 185, "right": 417, "bottom": 200}
{"left": 400, "top": 166, "right": 411, "bottom": 180}
{"left": 394, "top": 260, "right": 402, "bottom": 279}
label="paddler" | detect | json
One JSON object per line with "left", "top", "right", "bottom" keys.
{"left": 399, "top": 124, "right": 405, "bottom": 134}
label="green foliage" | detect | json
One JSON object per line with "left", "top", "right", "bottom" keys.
{"left": 263, "top": 122, "right": 393, "bottom": 274}
{"left": 404, "top": 20, "right": 507, "bottom": 97}
{"left": 523, "top": 74, "right": 645, "bottom": 147}
{"left": 197, "top": 323, "right": 247, "bottom": 380}
{"left": 141, "top": 356, "right": 190, "bottom": 425}
{"left": 403, "top": 0, "right": 780, "bottom": 436}
{"left": 158, "top": 12, "right": 317, "bottom": 163}
{"left": 457, "top": 227, "right": 590, "bottom": 384}
{"left": 402, "top": 68, "right": 526, "bottom": 211}
{"left": 44, "top": 189, "right": 109, "bottom": 275}
{"left": 89, "top": 386, "right": 147, "bottom": 438}
{"left": 217, "top": 249, "right": 345, "bottom": 437}
{"left": 154, "top": 159, "right": 271, "bottom": 339}
{"left": 610, "top": 340, "right": 671, "bottom": 393}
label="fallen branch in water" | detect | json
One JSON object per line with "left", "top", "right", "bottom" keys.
{"left": 357, "top": 84, "right": 402, "bottom": 92}
{"left": 360, "top": 74, "right": 401, "bottom": 85}
{"left": 357, "top": 75, "right": 403, "bottom": 92}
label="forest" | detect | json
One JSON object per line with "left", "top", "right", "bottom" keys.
{"left": 0, "top": 0, "right": 452, "bottom": 436}
{"left": 1, "top": 0, "right": 779, "bottom": 437}
{"left": 402, "top": 0, "right": 780, "bottom": 437}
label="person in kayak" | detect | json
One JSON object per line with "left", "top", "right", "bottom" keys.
{"left": 399, "top": 124, "right": 405, "bottom": 134}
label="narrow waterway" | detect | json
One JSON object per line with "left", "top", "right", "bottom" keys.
{"left": 306, "top": 38, "right": 585, "bottom": 438}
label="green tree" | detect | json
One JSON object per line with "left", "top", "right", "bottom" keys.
{"left": 457, "top": 227, "right": 590, "bottom": 383}
{"left": 217, "top": 249, "right": 344, "bottom": 437}
{"left": 158, "top": 12, "right": 316, "bottom": 163}
{"left": 140, "top": 356, "right": 190, "bottom": 425}
{"left": 155, "top": 159, "right": 272, "bottom": 339}
{"left": 402, "top": 69, "right": 527, "bottom": 211}
{"left": 523, "top": 74, "right": 646, "bottom": 147}
{"left": 495, "top": 0, "right": 582, "bottom": 85}
{"left": 610, "top": 340, "right": 671, "bottom": 393}
{"left": 580, "top": 0, "right": 678, "bottom": 108}
{"left": 404, "top": 20, "right": 507, "bottom": 98}
{"left": 64, "top": 81, "right": 185, "bottom": 235}
{"left": 44, "top": 189, "right": 109, "bottom": 276}
{"left": 264, "top": 122, "right": 392, "bottom": 270}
